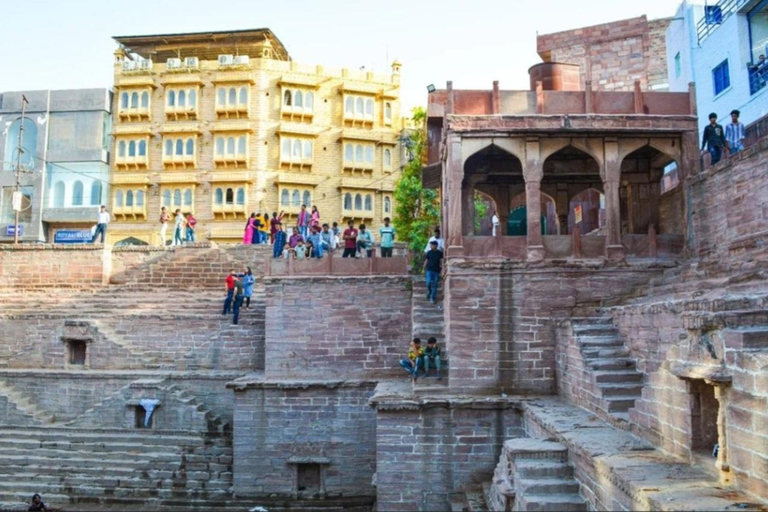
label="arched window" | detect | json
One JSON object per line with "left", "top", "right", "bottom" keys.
{"left": 136, "top": 190, "right": 145, "bottom": 206}
{"left": 214, "top": 188, "right": 223, "bottom": 205}
{"left": 344, "top": 193, "right": 352, "bottom": 210}
{"left": 228, "top": 87, "right": 237, "bottom": 105}
{"left": 128, "top": 140, "right": 136, "bottom": 157}
{"left": 236, "top": 187, "right": 245, "bottom": 205}
{"left": 217, "top": 88, "right": 226, "bottom": 105}
{"left": 115, "top": 190, "right": 124, "bottom": 207}
{"left": 354, "top": 193, "right": 362, "bottom": 210}
{"left": 303, "top": 190, "right": 311, "bottom": 206}
{"left": 292, "top": 139, "right": 301, "bottom": 158}
{"left": 384, "top": 102, "right": 392, "bottom": 122}
{"left": 188, "top": 89, "right": 196, "bottom": 107}
{"left": 4, "top": 118, "right": 38, "bottom": 170}
{"left": 239, "top": 86, "right": 247, "bottom": 105}
{"left": 163, "top": 189, "right": 171, "bottom": 206}
{"left": 384, "top": 196, "right": 391, "bottom": 214}
{"left": 365, "top": 99, "right": 374, "bottom": 117}
{"left": 365, "top": 146, "right": 373, "bottom": 163}
{"left": 364, "top": 195, "right": 372, "bottom": 211}
{"left": 72, "top": 181, "right": 84, "bottom": 206}
{"left": 384, "top": 148, "right": 392, "bottom": 168}
{"left": 292, "top": 190, "right": 300, "bottom": 206}
{"left": 130, "top": 92, "right": 138, "bottom": 108}
{"left": 303, "top": 140, "right": 312, "bottom": 159}
{"left": 216, "top": 137, "right": 225, "bottom": 155}
{"left": 225, "top": 188, "right": 234, "bottom": 204}
{"left": 183, "top": 189, "right": 192, "bottom": 205}
{"left": 118, "top": 141, "right": 126, "bottom": 157}
{"left": 178, "top": 90, "right": 186, "bottom": 107}
{"left": 345, "top": 144, "right": 353, "bottom": 161}
{"left": 175, "top": 139, "right": 183, "bottom": 156}
{"left": 284, "top": 90, "right": 292, "bottom": 106}
{"left": 238, "top": 136, "right": 246, "bottom": 155}
{"left": 126, "top": 190, "right": 134, "bottom": 207}
{"left": 355, "top": 144, "right": 363, "bottom": 162}
{"left": 281, "top": 138, "right": 291, "bottom": 159}
{"left": 120, "top": 93, "right": 128, "bottom": 109}
{"left": 305, "top": 92, "right": 314, "bottom": 110}
{"left": 167, "top": 90, "right": 176, "bottom": 107}
{"left": 53, "top": 181, "right": 65, "bottom": 208}
{"left": 281, "top": 189, "right": 289, "bottom": 205}
{"left": 186, "top": 138, "right": 194, "bottom": 155}
{"left": 295, "top": 90, "right": 303, "bottom": 108}
{"left": 173, "top": 189, "right": 181, "bottom": 206}
{"left": 138, "top": 140, "right": 147, "bottom": 156}
{"left": 90, "top": 181, "right": 101, "bottom": 205}
{"left": 141, "top": 91, "right": 149, "bottom": 108}
{"left": 227, "top": 137, "right": 235, "bottom": 155}
{"left": 356, "top": 97, "right": 364, "bottom": 115}
{"left": 345, "top": 97, "right": 354, "bottom": 114}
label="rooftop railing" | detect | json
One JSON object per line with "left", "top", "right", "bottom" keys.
{"left": 697, "top": 0, "right": 749, "bottom": 43}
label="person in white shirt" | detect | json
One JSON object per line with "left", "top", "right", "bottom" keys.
{"left": 91, "top": 205, "right": 110, "bottom": 244}
{"left": 492, "top": 212, "right": 500, "bottom": 237}
{"left": 424, "top": 228, "right": 444, "bottom": 253}
{"left": 172, "top": 209, "right": 185, "bottom": 246}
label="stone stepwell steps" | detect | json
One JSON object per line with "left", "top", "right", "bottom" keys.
{"left": 572, "top": 317, "right": 644, "bottom": 416}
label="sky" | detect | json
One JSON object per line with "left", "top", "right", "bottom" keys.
{"left": 0, "top": 0, "right": 681, "bottom": 111}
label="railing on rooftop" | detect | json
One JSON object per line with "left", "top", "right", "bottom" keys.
{"left": 697, "top": 0, "right": 748, "bottom": 43}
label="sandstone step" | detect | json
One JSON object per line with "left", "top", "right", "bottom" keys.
{"left": 572, "top": 325, "right": 615, "bottom": 336}
{"left": 513, "top": 459, "right": 574, "bottom": 479}
{"left": 516, "top": 493, "right": 587, "bottom": 512}
{"left": 0, "top": 446, "right": 182, "bottom": 463}
{"left": 578, "top": 336, "right": 622, "bottom": 346}
{"left": 0, "top": 437, "right": 193, "bottom": 454}
{"left": 587, "top": 358, "right": 637, "bottom": 371}
{"left": 582, "top": 347, "right": 630, "bottom": 359}
{"left": 605, "top": 396, "right": 639, "bottom": 412}
{"left": 570, "top": 316, "right": 612, "bottom": 325}
{"left": 599, "top": 383, "right": 643, "bottom": 396}
{"left": 516, "top": 478, "right": 581, "bottom": 495}
{"left": 593, "top": 371, "right": 643, "bottom": 384}
{"left": 503, "top": 439, "right": 567, "bottom": 462}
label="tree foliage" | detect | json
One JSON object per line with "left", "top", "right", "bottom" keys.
{"left": 393, "top": 107, "right": 441, "bottom": 257}
{"left": 473, "top": 191, "right": 488, "bottom": 234}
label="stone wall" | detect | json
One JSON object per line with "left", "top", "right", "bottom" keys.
{"left": 689, "top": 137, "right": 768, "bottom": 268}
{"left": 372, "top": 388, "right": 524, "bottom": 512}
{"left": 0, "top": 245, "right": 107, "bottom": 287}
{"left": 445, "top": 260, "right": 665, "bottom": 394}
{"left": 264, "top": 276, "right": 412, "bottom": 379}
{"left": 230, "top": 380, "right": 377, "bottom": 500}
{"left": 537, "top": 16, "right": 670, "bottom": 92}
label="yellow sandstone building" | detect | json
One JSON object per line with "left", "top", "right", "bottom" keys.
{"left": 108, "top": 29, "right": 403, "bottom": 245}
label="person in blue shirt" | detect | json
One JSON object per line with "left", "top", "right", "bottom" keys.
{"left": 273, "top": 222, "right": 287, "bottom": 259}
{"left": 306, "top": 225, "right": 328, "bottom": 258}
{"left": 242, "top": 267, "right": 255, "bottom": 308}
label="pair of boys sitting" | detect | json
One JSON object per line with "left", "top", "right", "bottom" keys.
{"left": 399, "top": 337, "right": 441, "bottom": 381}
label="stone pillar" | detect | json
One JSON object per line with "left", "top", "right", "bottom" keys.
{"left": 524, "top": 138, "right": 544, "bottom": 261}
{"left": 445, "top": 134, "right": 464, "bottom": 252}
{"left": 713, "top": 384, "right": 732, "bottom": 485}
{"left": 604, "top": 139, "right": 625, "bottom": 261}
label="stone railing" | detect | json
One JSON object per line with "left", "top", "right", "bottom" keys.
{"left": 267, "top": 255, "right": 408, "bottom": 276}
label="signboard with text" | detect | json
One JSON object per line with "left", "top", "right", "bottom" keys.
{"left": 574, "top": 205, "right": 583, "bottom": 224}
{"left": 54, "top": 230, "right": 92, "bottom": 244}
{"left": 5, "top": 225, "right": 22, "bottom": 237}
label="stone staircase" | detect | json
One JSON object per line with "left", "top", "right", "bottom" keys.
{"left": 487, "top": 438, "right": 586, "bottom": 512}
{"left": 0, "top": 381, "right": 56, "bottom": 425}
{"left": 167, "top": 384, "right": 229, "bottom": 433}
{"left": 0, "top": 427, "right": 232, "bottom": 510}
{"left": 411, "top": 278, "right": 447, "bottom": 383}
{"left": 571, "top": 317, "right": 644, "bottom": 419}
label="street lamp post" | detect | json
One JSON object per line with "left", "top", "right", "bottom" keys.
{"left": 13, "top": 95, "right": 29, "bottom": 245}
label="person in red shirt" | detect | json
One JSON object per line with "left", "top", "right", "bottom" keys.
{"left": 222, "top": 269, "right": 237, "bottom": 315}
{"left": 342, "top": 220, "right": 358, "bottom": 258}
{"left": 185, "top": 213, "right": 197, "bottom": 243}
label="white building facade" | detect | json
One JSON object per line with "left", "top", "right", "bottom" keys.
{"left": 667, "top": 0, "right": 768, "bottom": 135}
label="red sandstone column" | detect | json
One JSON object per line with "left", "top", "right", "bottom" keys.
{"left": 604, "top": 140, "right": 625, "bottom": 262}
{"left": 445, "top": 133, "right": 464, "bottom": 252}
{"left": 525, "top": 138, "right": 545, "bottom": 261}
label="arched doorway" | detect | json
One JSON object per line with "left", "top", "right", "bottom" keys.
{"left": 542, "top": 145, "right": 602, "bottom": 235}
{"left": 508, "top": 191, "right": 554, "bottom": 236}
{"left": 620, "top": 145, "right": 680, "bottom": 234}
{"left": 568, "top": 188, "right": 605, "bottom": 235}
{"left": 507, "top": 207, "right": 547, "bottom": 236}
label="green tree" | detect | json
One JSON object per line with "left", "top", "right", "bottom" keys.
{"left": 393, "top": 107, "right": 440, "bottom": 264}
{"left": 473, "top": 191, "right": 488, "bottom": 234}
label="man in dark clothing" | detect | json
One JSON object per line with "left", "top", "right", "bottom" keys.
{"left": 273, "top": 222, "right": 287, "bottom": 259}
{"left": 702, "top": 112, "right": 726, "bottom": 165}
{"left": 423, "top": 240, "right": 443, "bottom": 304}
{"left": 232, "top": 277, "right": 245, "bottom": 325}
{"left": 222, "top": 269, "right": 236, "bottom": 315}
{"left": 342, "top": 220, "right": 358, "bottom": 258}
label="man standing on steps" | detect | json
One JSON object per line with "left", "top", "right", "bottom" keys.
{"left": 232, "top": 276, "right": 245, "bottom": 325}
{"left": 90, "top": 205, "right": 110, "bottom": 244}
{"left": 423, "top": 240, "right": 443, "bottom": 305}
{"left": 273, "top": 222, "right": 287, "bottom": 259}
{"left": 222, "top": 269, "right": 237, "bottom": 315}
{"left": 159, "top": 207, "right": 170, "bottom": 247}
{"left": 297, "top": 204, "right": 310, "bottom": 239}
{"left": 342, "top": 220, "right": 358, "bottom": 258}
{"left": 379, "top": 217, "right": 396, "bottom": 257}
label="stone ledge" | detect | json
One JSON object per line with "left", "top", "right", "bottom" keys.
{"left": 369, "top": 380, "right": 532, "bottom": 411}
{"left": 226, "top": 376, "right": 378, "bottom": 391}
{"left": 0, "top": 369, "right": 246, "bottom": 380}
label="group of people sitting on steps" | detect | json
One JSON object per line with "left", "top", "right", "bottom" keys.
{"left": 400, "top": 337, "right": 442, "bottom": 381}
